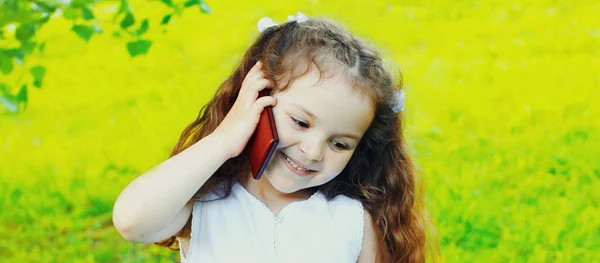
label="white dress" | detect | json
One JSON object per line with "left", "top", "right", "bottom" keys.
{"left": 179, "top": 182, "right": 365, "bottom": 263}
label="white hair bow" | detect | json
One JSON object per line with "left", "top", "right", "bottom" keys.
{"left": 257, "top": 12, "right": 308, "bottom": 32}
{"left": 391, "top": 90, "right": 406, "bottom": 113}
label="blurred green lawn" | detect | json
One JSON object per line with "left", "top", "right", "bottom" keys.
{"left": 1, "top": 0, "right": 599, "bottom": 262}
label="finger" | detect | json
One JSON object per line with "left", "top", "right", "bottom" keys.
{"left": 249, "top": 78, "right": 275, "bottom": 92}
{"left": 237, "top": 62, "right": 263, "bottom": 105}
{"left": 241, "top": 61, "right": 265, "bottom": 91}
{"left": 246, "top": 79, "right": 275, "bottom": 101}
{"left": 251, "top": 96, "right": 277, "bottom": 121}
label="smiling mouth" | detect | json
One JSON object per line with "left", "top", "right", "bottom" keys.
{"left": 280, "top": 152, "right": 315, "bottom": 175}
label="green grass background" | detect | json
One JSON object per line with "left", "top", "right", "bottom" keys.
{"left": 1, "top": 0, "right": 599, "bottom": 262}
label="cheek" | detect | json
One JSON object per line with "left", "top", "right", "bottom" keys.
{"left": 273, "top": 108, "right": 295, "bottom": 145}
{"left": 321, "top": 153, "right": 353, "bottom": 176}
{"left": 313, "top": 155, "right": 352, "bottom": 186}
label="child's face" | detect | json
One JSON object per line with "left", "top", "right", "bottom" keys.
{"left": 262, "top": 67, "right": 375, "bottom": 194}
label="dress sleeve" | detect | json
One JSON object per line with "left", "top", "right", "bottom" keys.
{"left": 328, "top": 195, "right": 365, "bottom": 262}
{"left": 355, "top": 201, "right": 365, "bottom": 261}
{"left": 180, "top": 197, "right": 206, "bottom": 262}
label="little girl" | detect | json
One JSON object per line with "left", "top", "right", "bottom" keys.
{"left": 113, "top": 12, "right": 435, "bottom": 263}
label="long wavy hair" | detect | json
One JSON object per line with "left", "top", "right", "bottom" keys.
{"left": 156, "top": 17, "right": 437, "bottom": 263}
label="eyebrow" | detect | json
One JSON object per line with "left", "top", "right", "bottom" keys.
{"left": 335, "top": 133, "right": 361, "bottom": 141}
{"left": 291, "top": 103, "right": 318, "bottom": 120}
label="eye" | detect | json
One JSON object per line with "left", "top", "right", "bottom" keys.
{"left": 291, "top": 117, "right": 309, "bottom": 128}
{"left": 331, "top": 140, "right": 349, "bottom": 150}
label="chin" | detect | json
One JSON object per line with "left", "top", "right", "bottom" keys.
{"left": 260, "top": 152, "right": 309, "bottom": 194}
{"left": 264, "top": 172, "right": 304, "bottom": 194}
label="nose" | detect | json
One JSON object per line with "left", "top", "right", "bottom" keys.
{"left": 299, "top": 138, "right": 324, "bottom": 162}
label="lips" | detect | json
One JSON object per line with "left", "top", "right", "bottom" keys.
{"left": 280, "top": 152, "right": 315, "bottom": 176}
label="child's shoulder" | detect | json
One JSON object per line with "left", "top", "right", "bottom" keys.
{"left": 321, "top": 193, "right": 365, "bottom": 259}
{"left": 322, "top": 193, "right": 365, "bottom": 225}
{"left": 323, "top": 193, "right": 364, "bottom": 214}
{"left": 326, "top": 192, "right": 363, "bottom": 205}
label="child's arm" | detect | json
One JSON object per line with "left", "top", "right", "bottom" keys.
{"left": 112, "top": 61, "right": 276, "bottom": 243}
{"left": 112, "top": 133, "right": 229, "bottom": 243}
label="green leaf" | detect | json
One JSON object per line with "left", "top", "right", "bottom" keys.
{"left": 126, "top": 40, "right": 152, "bottom": 57}
{"left": 117, "top": 0, "right": 130, "bottom": 14}
{"left": 16, "top": 85, "right": 28, "bottom": 109}
{"left": 15, "top": 24, "right": 36, "bottom": 43}
{"left": 81, "top": 6, "right": 95, "bottom": 20}
{"left": 161, "top": 14, "right": 172, "bottom": 25}
{"left": 4, "top": 0, "right": 19, "bottom": 12}
{"left": 30, "top": 66, "right": 46, "bottom": 88}
{"left": 63, "top": 7, "right": 80, "bottom": 20}
{"left": 31, "top": 66, "right": 46, "bottom": 76}
{"left": 39, "top": 42, "right": 46, "bottom": 53}
{"left": 21, "top": 41, "right": 37, "bottom": 53}
{"left": 199, "top": 1, "right": 212, "bottom": 14}
{"left": 0, "top": 55, "right": 13, "bottom": 75}
{"left": 0, "top": 83, "right": 9, "bottom": 94}
{"left": 72, "top": 25, "right": 94, "bottom": 42}
{"left": 3, "top": 49, "right": 26, "bottom": 61}
{"left": 135, "top": 19, "right": 149, "bottom": 36}
{"left": 0, "top": 94, "right": 18, "bottom": 113}
{"left": 160, "top": 0, "right": 174, "bottom": 7}
{"left": 113, "top": 0, "right": 130, "bottom": 21}
{"left": 34, "top": 80, "right": 42, "bottom": 88}
{"left": 183, "top": 0, "right": 198, "bottom": 8}
{"left": 183, "top": 0, "right": 211, "bottom": 14}
{"left": 120, "top": 12, "right": 135, "bottom": 29}
{"left": 4, "top": 48, "right": 24, "bottom": 65}
{"left": 39, "top": 15, "right": 51, "bottom": 24}
{"left": 16, "top": 12, "right": 46, "bottom": 25}
{"left": 34, "top": 1, "right": 58, "bottom": 14}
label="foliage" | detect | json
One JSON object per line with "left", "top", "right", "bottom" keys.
{"left": 0, "top": 0, "right": 210, "bottom": 113}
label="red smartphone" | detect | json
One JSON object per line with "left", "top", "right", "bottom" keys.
{"left": 247, "top": 89, "right": 279, "bottom": 180}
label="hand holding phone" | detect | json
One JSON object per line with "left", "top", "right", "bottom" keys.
{"left": 247, "top": 89, "right": 279, "bottom": 180}
{"left": 210, "top": 61, "right": 277, "bottom": 160}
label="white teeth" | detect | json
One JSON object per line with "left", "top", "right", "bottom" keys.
{"left": 285, "top": 155, "right": 309, "bottom": 172}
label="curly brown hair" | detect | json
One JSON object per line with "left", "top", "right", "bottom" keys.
{"left": 155, "top": 17, "right": 437, "bottom": 263}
